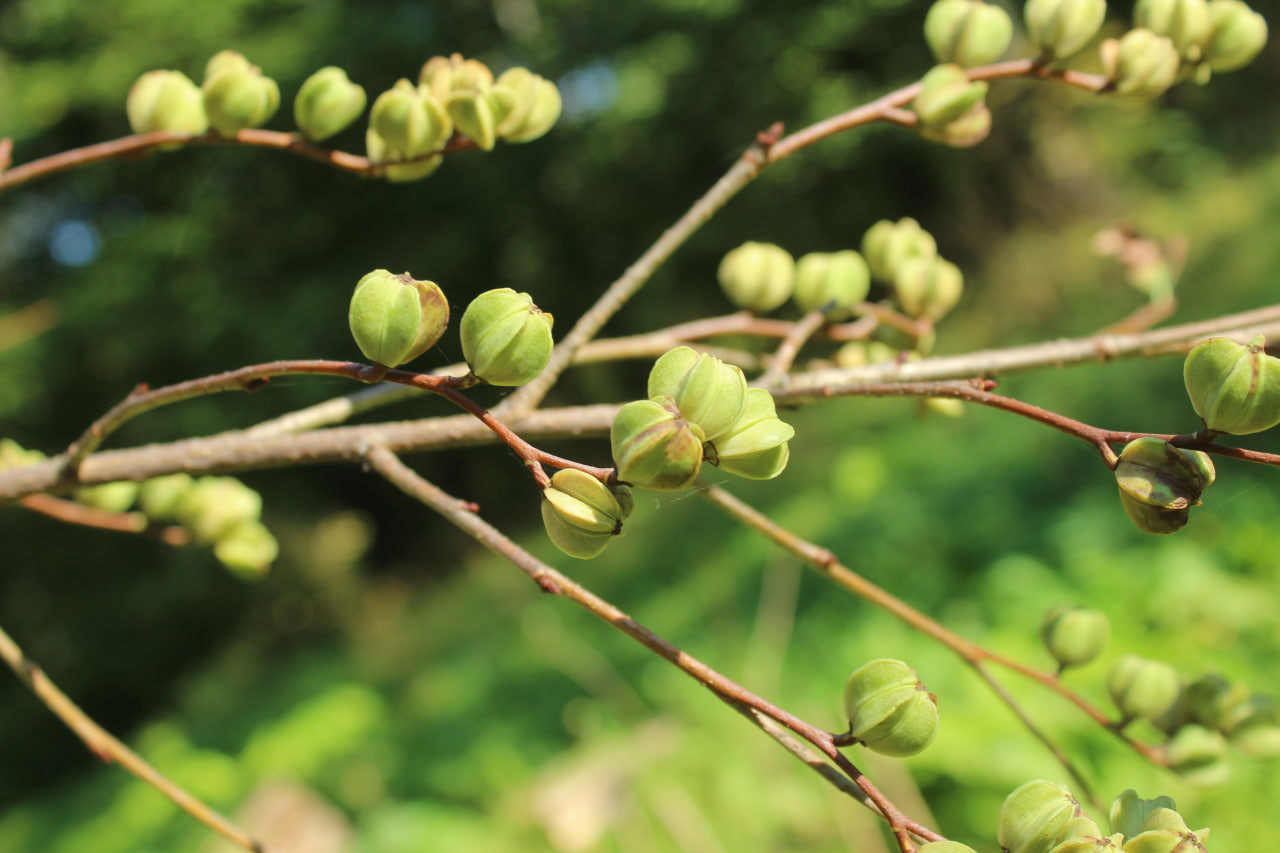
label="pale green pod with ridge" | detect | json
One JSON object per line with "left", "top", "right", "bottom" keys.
{"left": 202, "top": 59, "right": 279, "bottom": 136}
{"left": 495, "top": 67, "right": 563, "bottom": 142}
{"left": 137, "top": 473, "right": 196, "bottom": 521}
{"left": 717, "top": 242, "right": 795, "bottom": 313}
{"left": 1024, "top": 0, "right": 1107, "bottom": 59}
{"left": 997, "top": 780, "right": 1081, "bottom": 853}
{"left": 447, "top": 87, "right": 516, "bottom": 151}
{"left": 1041, "top": 605, "right": 1110, "bottom": 670}
{"left": 924, "top": 0, "right": 1013, "bottom": 67}
{"left": 647, "top": 346, "right": 748, "bottom": 441}
{"left": 75, "top": 481, "right": 140, "bottom": 513}
{"left": 793, "top": 250, "right": 871, "bottom": 318}
{"left": 707, "top": 387, "right": 794, "bottom": 480}
{"left": 541, "top": 469, "right": 630, "bottom": 559}
{"left": 610, "top": 397, "right": 705, "bottom": 491}
{"left": 1113, "top": 437, "right": 1214, "bottom": 534}
{"left": 1203, "top": 0, "right": 1268, "bottom": 71}
{"left": 1183, "top": 335, "right": 1280, "bottom": 434}
{"left": 460, "top": 288, "right": 554, "bottom": 386}
{"left": 294, "top": 66, "right": 366, "bottom": 141}
{"left": 1101, "top": 30, "right": 1181, "bottom": 98}
{"left": 348, "top": 270, "right": 449, "bottom": 368}
{"left": 862, "top": 218, "right": 937, "bottom": 284}
{"left": 894, "top": 256, "right": 963, "bottom": 320}
{"left": 214, "top": 520, "right": 278, "bottom": 580}
{"left": 842, "top": 659, "right": 939, "bottom": 757}
{"left": 1107, "top": 654, "right": 1182, "bottom": 721}
{"left": 127, "top": 70, "right": 210, "bottom": 136}
{"left": 1136, "top": 0, "right": 1212, "bottom": 59}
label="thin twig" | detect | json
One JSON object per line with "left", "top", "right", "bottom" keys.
{"left": 756, "top": 309, "right": 828, "bottom": 388}
{"left": 20, "top": 494, "right": 189, "bottom": 545}
{"left": 0, "top": 624, "right": 269, "bottom": 853}
{"left": 363, "top": 445, "right": 942, "bottom": 847}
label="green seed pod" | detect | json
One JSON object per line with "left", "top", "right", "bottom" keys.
{"left": 610, "top": 397, "right": 706, "bottom": 491}
{"left": 835, "top": 340, "right": 902, "bottom": 368}
{"left": 647, "top": 347, "right": 748, "bottom": 441}
{"left": 916, "top": 843, "right": 979, "bottom": 853}
{"left": 1025, "top": 0, "right": 1108, "bottom": 60}
{"left": 922, "top": 100, "right": 992, "bottom": 148}
{"left": 1101, "top": 30, "right": 1181, "bottom": 98}
{"left": 348, "top": 270, "right": 449, "bottom": 369}
{"left": 1113, "top": 437, "right": 1215, "bottom": 535}
{"left": 176, "top": 476, "right": 263, "bottom": 546}
{"left": 1049, "top": 835, "right": 1124, "bottom": 852}
{"left": 1183, "top": 335, "right": 1280, "bottom": 435}
{"left": 1041, "top": 605, "right": 1111, "bottom": 670}
{"left": 541, "top": 469, "right": 629, "bottom": 560}
{"left": 419, "top": 53, "right": 495, "bottom": 99}
{"left": 997, "top": 780, "right": 1082, "bottom": 853}
{"left": 1058, "top": 816, "right": 1104, "bottom": 842}
{"left": 793, "top": 251, "right": 871, "bottom": 319}
{"left": 1203, "top": 0, "right": 1268, "bottom": 71}
{"left": 913, "top": 65, "right": 989, "bottom": 127}
{"left": 893, "top": 256, "right": 964, "bottom": 321}
{"left": 446, "top": 88, "right": 516, "bottom": 152}
{"left": 213, "top": 520, "right": 278, "bottom": 581}
{"left": 1220, "top": 692, "right": 1280, "bottom": 757}
{"left": 365, "top": 127, "right": 444, "bottom": 183}
{"left": 1109, "top": 790, "right": 1178, "bottom": 839}
{"left": 137, "top": 473, "right": 196, "bottom": 521}
{"left": 126, "top": 70, "right": 209, "bottom": 136}
{"left": 459, "top": 288, "right": 555, "bottom": 386}
{"left": 1165, "top": 724, "right": 1229, "bottom": 784}
{"left": 1120, "top": 830, "right": 1204, "bottom": 853}
{"left": 204, "top": 50, "right": 252, "bottom": 82}
{"left": 707, "top": 388, "right": 795, "bottom": 480}
{"left": 1184, "top": 672, "right": 1245, "bottom": 730}
{"left": 862, "top": 218, "right": 938, "bottom": 284}
{"left": 74, "top": 481, "right": 140, "bottom": 513}
{"left": 717, "top": 242, "right": 796, "bottom": 313}
{"left": 1107, "top": 654, "right": 1182, "bottom": 722}
{"left": 495, "top": 67, "right": 563, "bottom": 143}
{"left": 202, "top": 62, "right": 280, "bottom": 136}
{"left": 924, "top": 0, "right": 1013, "bottom": 67}
{"left": 1135, "top": 0, "right": 1212, "bottom": 60}
{"left": 842, "top": 659, "right": 939, "bottom": 757}
{"left": 1141, "top": 808, "right": 1191, "bottom": 835}
{"left": 293, "top": 66, "right": 367, "bottom": 141}
{"left": 370, "top": 79, "right": 451, "bottom": 156}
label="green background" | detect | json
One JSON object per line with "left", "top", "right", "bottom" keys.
{"left": 1, "top": 0, "right": 1279, "bottom": 850}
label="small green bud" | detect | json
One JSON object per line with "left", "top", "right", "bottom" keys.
{"left": 793, "top": 251, "right": 871, "bottom": 318}
{"left": 1113, "top": 437, "right": 1215, "bottom": 534}
{"left": 1041, "top": 605, "right": 1111, "bottom": 670}
{"left": 348, "top": 270, "right": 449, "bottom": 369}
{"left": 419, "top": 53, "right": 495, "bottom": 99}
{"left": 1135, "top": 0, "right": 1212, "bottom": 60}
{"left": 1203, "top": 0, "right": 1268, "bottom": 71}
{"left": 1165, "top": 724, "right": 1229, "bottom": 784}
{"left": 862, "top": 218, "right": 937, "bottom": 284}
{"left": 1107, "top": 654, "right": 1182, "bottom": 722}
{"left": 541, "top": 469, "right": 630, "bottom": 559}
{"left": 202, "top": 60, "right": 280, "bottom": 136}
{"left": 842, "top": 659, "right": 940, "bottom": 757}
{"left": 611, "top": 397, "right": 706, "bottom": 491}
{"left": 924, "top": 0, "right": 1014, "bottom": 66}
{"left": 1109, "top": 790, "right": 1178, "bottom": 840}
{"left": 916, "top": 843, "right": 979, "bottom": 853}
{"left": 717, "top": 242, "right": 795, "bottom": 313}
{"left": 997, "top": 780, "right": 1082, "bottom": 853}
{"left": 835, "top": 340, "right": 901, "bottom": 368}
{"left": 459, "top": 288, "right": 555, "bottom": 386}
{"left": 293, "top": 66, "right": 367, "bottom": 141}
{"left": 913, "top": 64, "right": 993, "bottom": 148}
{"left": 176, "top": 476, "right": 263, "bottom": 546}
{"left": 445, "top": 88, "right": 516, "bottom": 152}
{"left": 706, "top": 388, "right": 795, "bottom": 480}
{"left": 213, "top": 520, "right": 278, "bottom": 580}
{"left": 370, "top": 79, "right": 452, "bottom": 157}
{"left": 137, "top": 473, "right": 196, "bottom": 521}
{"left": 74, "top": 481, "right": 139, "bottom": 513}
{"left": 893, "top": 256, "right": 964, "bottom": 321}
{"left": 647, "top": 347, "right": 748, "bottom": 441}
{"left": 1220, "top": 692, "right": 1280, "bottom": 757}
{"left": 1025, "top": 0, "right": 1108, "bottom": 60}
{"left": 127, "top": 70, "right": 209, "bottom": 136}
{"left": 1101, "top": 30, "right": 1181, "bottom": 98}
{"left": 1183, "top": 335, "right": 1280, "bottom": 435}
{"left": 495, "top": 67, "right": 563, "bottom": 143}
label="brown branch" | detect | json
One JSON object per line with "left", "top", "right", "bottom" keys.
{"left": 20, "top": 493, "right": 189, "bottom": 545}
{"left": 756, "top": 309, "right": 828, "bottom": 388}
{"left": 0, "top": 623, "right": 269, "bottom": 853}
{"left": 363, "top": 445, "right": 942, "bottom": 847}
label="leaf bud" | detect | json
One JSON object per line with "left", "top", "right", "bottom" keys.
{"left": 74, "top": 481, "right": 140, "bottom": 513}
{"left": 917, "top": 843, "right": 980, "bottom": 853}
{"left": 1183, "top": 335, "right": 1280, "bottom": 435}
{"left": 924, "top": 0, "right": 1013, "bottom": 67}
{"left": 913, "top": 64, "right": 992, "bottom": 148}
{"left": 459, "top": 288, "right": 555, "bottom": 386}
{"left": 1024, "top": 0, "right": 1108, "bottom": 60}
{"left": 647, "top": 347, "right": 748, "bottom": 441}
{"left": 1113, "top": 437, "right": 1214, "bottom": 535}
{"left": 1041, "top": 605, "right": 1111, "bottom": 670}
{"left": 717, "top": 242, "right": 795, "bottom": 313}
{"left": 202, "top": 58, "right": 280, "bottom": 136}
{"left": 1220, "top": 692, "right": 1280, "bottom": 757}
{"left": 445, "top": 88, "right": 516, "bottom": 152}
{"left": 862, "top": 218, "right": 937, "bottom": 284}
{"left": 370, "top": 79, "right": 452, "bottom": 157}
{"left": 293, "top": 66, "right": 367, "bottom": 141}
{"left": 213, "top": 520, "right": 278, "bottom": 580}
{"left": 137, "top": 473, "right": 196, "bottom": 521}
{"left": 841, "top": 659, "right": 939, "bottom": 757}
{"left": 1101, "top": 30, "right": 1181, "bottom": 98}
{"left": 610, "top": 397, "right": 706, "bottom": 491}
{"left": 419, "top": 53, "right": 495, "bottom": 99}
{"left": 1203, "top": 0, "right": 1268, "bottom": 71}
{"left": 997, "top": 780, "right": 1082, "bottom": 853}
{"left": 495, "top": 67, "right": 563, "bottom": 143}
{"left": 1164, "top": 724, "right": 1229, "bottom": 785}
{"left": 348, "top": 270, "right": 449, "bottom": 368}
{"left": 176, "top": 476, "right": 263, "bottom": 546}
{"left": 541, "top": 469, "right": 630, "bottom": 560}
{"left": 126, "top": 70, "right": 210, "bottom": 136}
{"left": 706, "top": 388, "right": 795, "bottom": 480}
{"left": 1135, "top": 0, "right": 1212, "bottom": 60}
{"left": 793, "top": 251, "right": 871, "bottom": 319}
{"left": 1107, "top": 654, "right": 1182, "bottom": 722}
{"left": 893, "top": 256, "right": 964, "bottom": 321}
{"left": 1109, "top": 790, "right": 1178, "bottom": 840}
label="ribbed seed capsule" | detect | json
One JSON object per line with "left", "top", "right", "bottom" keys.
{"left": 611, "top": 397, "right": 706, "bottom": 491}
{"left": 1041, "top": 605, "right": 1110, "bottom": 670}
{"left": 1024, "top": 0, "right": 1107, "bottom": 60}
{"left": 793, "top": 250, "right": 871, "bottom": 318}
{"left": 893, "top": 256, "right": 964, "bottom": 320}
{"left": 294, "top": 66, "right": 366, "bottom": 141}
{"left": 717, "top": 242, "right": 795, "bottom": 313}
{"left": 447, "top": 88, "right": 516, "bottom": 151}
{"left": 862, "top": 218, "right": 937, "bottom": 284}
{"left": 924, "top": 0, "right": 1013, "bottom": 67}
{"left": 842, "top": 659, "right": 939, "bottom": 757}
{"left": 1166, "top": 725, "right": 1229, "bottom": 785}
{"left": 1107, "top": 655, "right": 1182, "bottom": 722}
{"left": 201, "top": 54, "right": 279, "bottom": 136}
{"left": 997, "top": 780, "right": 1081, "bottom": 853}
{"left": 495, "top": 67, "right": 563, "bottom": 142}
{"left": 1136, "top": 0, "right": 1212, "bottom": 60}
{"left": 1113, "top": 437, "right": 1215, "bottom": 534}
{"left": 1203, "top": 0, "right": 1268, "bottom": 72}
{"left": 348, "top": 270, "right": 449, "bottom": 368}
{"left": 707, "top": 388, "right": 794, "bottom": 480}
{"left": 1101, "top": 30, "right": 1181, "bottom": 99}
{"left": 541, "top": 469, "right": 630, "bottom": 559}
{"left": 1183, "top": 335, "right": 1280, "bottom": 434}
{"left": 1220, "top": 692, "right": 1280, "bottom": 757}
{"left": 913, "top": 64, "right": 992, "bottom": 148}
{"left": 647, "top": 347, "right": 748, "bottom": 441}
{"left": 460, "top": 288, "right": 554, "bottom": 386}
{"left": 127, "top": 70, "right": 210, "bottom": 136}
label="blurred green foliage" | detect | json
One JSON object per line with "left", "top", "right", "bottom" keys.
{"left": 2, "top": 0, "right": 1279, "bottom": 850}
